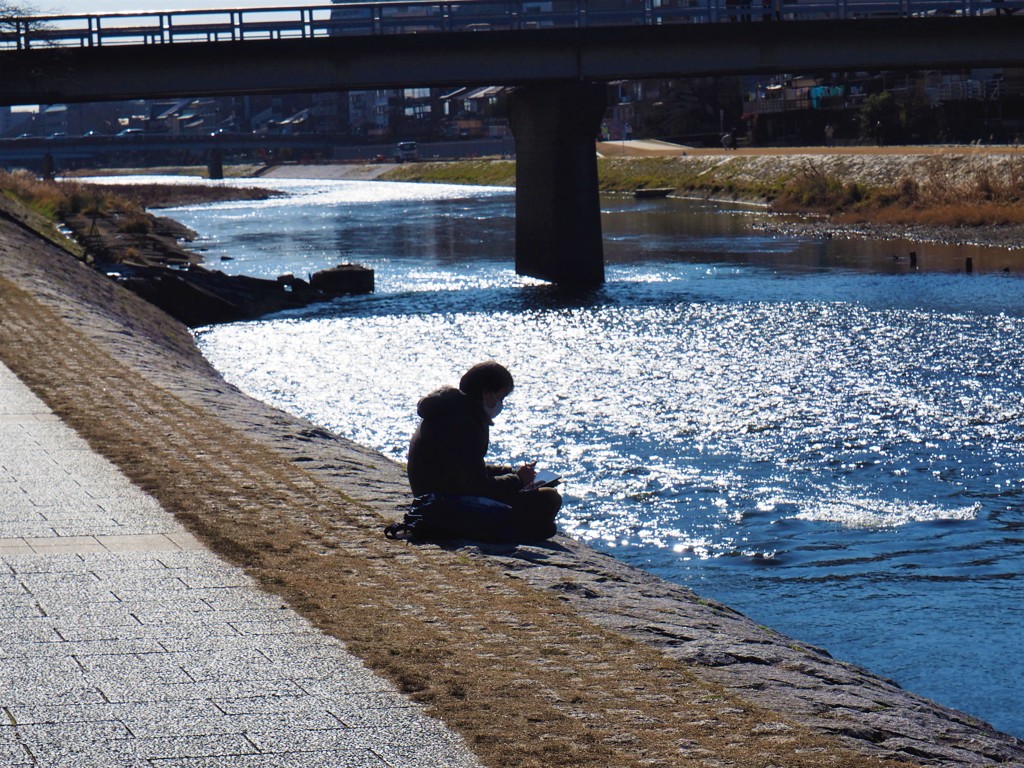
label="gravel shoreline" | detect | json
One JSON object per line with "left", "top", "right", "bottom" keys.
{"left": 2, "top": 185, "right": 1023, "bottom": 766}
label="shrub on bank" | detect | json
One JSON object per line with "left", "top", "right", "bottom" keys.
{"left": 772, "top": 156, "right": 1024, "bottom": 226}
{"left": 0, "top": 172, "right": 278, "bottom": 222}
{"left": 94, "top": 183, "right": 279, "bottom": 209}
{"left": 115, "top": 213, "right": 154, "bottom": 234}
{"left": 596, "top": 157, "right": 784, "bottom": 200}
{"left": 0, "top": 169, "right": 131, "bottom": 220}
{"left": 773, "top": 163, "right": 867, "bottom": 211}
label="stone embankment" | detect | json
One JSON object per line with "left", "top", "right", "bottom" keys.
{"left": 1, "top": 193, "right": 1023, "bottom": 768}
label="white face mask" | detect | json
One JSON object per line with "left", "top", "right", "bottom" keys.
{"left": 483, "top": 395, "right": 504, "bottom": 420}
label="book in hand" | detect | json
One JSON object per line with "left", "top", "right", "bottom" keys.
{"left": 521, "top": 469, "right": 561, "bottom": 492}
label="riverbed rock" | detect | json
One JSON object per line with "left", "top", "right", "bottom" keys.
{"left": 102, "top": 263, "right": 377, "bottom": 327}
{"left": 310, "top": 263, "right": 375, "bottom": 294}
{"left": 62, "top": 207, "right": 374, "bottom": 326}
{"left": 109, "top": 264, "right": 291, "bottom": 326}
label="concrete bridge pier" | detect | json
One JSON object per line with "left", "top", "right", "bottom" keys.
{"left": 508, "top": 81, "right": 607, "bottom": 286}
{"left": 208, "top": 148, "right": 224, "bottom": 180}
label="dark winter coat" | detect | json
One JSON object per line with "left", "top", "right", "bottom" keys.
{"left": 407, "top": 386, "right": 521, "bottom": 502}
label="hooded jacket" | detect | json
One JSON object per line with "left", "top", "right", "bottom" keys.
{"left": 407, "top": 386, "right": 521, "bottom": 501}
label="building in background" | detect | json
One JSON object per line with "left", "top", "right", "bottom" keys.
{"left": 440, "top": 87, "right": 510, "bottom": 139}
{"left": 741, "top": 68, "right": 1024, "bottom": 146}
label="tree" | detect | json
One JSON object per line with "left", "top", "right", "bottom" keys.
{"left": 901, "top": 94, "right": 937, "bottom": 145}
{"left": 859, "top": 92, "right": 900, "bottom": 145}
{"left": 0, "top": 2, "right": 37, "bottom": 23}
{"left": 0, "top": 3, "right": 50, "bottom": 44}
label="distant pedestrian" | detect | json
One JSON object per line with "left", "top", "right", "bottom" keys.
{"left": 824, "top": 123, "right": 835, "bottom": 148}
{"left": 874, "top": 120, "right": 884, "bottom": 147}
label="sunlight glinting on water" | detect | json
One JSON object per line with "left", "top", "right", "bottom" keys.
{"left": 82, "top": 174, "right": 513, "bottom": 206}
{"left": 182, "top": 179, "right": 514, "bottom": 210}
{"left": 198, "top": 295, "right": 1018, "bottom": 558}
{"left": 178, "top": 175, "right": 1024, "bottom": 736}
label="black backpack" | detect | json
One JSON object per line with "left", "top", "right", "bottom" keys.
{"left": 384, "top": 493, "right": 531, "bottom": 543}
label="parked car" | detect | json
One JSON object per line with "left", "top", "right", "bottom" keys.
{"left": 394, "top": 141, "right": 418, "bottom": 162}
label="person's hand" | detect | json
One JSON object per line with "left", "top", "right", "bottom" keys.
{"left": 516, "top": 461, "right": 537, "bottom": 488}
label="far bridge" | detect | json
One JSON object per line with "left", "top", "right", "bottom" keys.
{"left": 2, "top": 1, "right": 1023, "bottom": 284}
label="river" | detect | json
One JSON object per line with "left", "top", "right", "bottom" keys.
{"left": 102, "top": 175, "right": 1024, "bottom": 738}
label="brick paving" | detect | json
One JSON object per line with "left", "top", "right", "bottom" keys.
{"left": 0, "top": 361, "right": 483, "bottom": 768}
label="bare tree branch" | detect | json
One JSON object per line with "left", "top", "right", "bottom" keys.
{"left": 1, "top": 3, "right": 55, "bottom": 46}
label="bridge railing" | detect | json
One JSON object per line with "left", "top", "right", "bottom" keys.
{"left": 2, "top": 0, "right": 1022, "bottom": 50}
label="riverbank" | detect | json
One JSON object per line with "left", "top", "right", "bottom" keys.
{"left": 0, "top": 170, "right": 374, "bottom": 326}
{"left": 372, "top": 145, "right": 1024, "bottom": 251}
{"left": 1, "top": 187, "right": 1022, "bottom": 765}
{"left": 65, "top": 146, "right": 1024, "bottom": 251}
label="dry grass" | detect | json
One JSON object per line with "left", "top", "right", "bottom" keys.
{"left": 381, "top": 160, "right": 516, "bottom": 187}
{"left": 0, "top": 170, "right": 278, "bottom": 220}
{"left": 0, "top": 168, "right": 128, "bottom": 219}
{"left": 89, "top": 182, "right": 280, "bottom": 209}
{"left": 773, "top": 155, "right": 1024, "bottom": 226}
{"left": 384, "top": 148, "right": 1024, "bottom": 230}
{"left": 0, "top": 171, "right": 283, "bottom": 268}
{"left": 0, "top": 236, "right": 913, "bottom": 768}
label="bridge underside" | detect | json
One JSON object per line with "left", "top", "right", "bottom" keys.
{"left": 4, "top": 16, "right": 1024, "bottom": 286}
{"left": 3, "top": 17, "right": 1023, "bottom": 106}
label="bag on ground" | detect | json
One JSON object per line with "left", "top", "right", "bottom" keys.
{"left": 384, "top": 493, "right": 520, "bottom": 542}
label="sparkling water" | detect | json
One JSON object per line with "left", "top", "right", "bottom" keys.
{"left": 100, "top": 175, "right": 1024, "bottom": 736}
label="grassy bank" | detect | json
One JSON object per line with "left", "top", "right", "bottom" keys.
{"left": 0, "top": 169, "right": 279, "bottom": 266}
{"left": 382, "top": 151, "right": 1024, "bottom": 228}
{"left": 380, "top": 158, "right": 516, "bottom": 187}
{"left": 64, "top": 164, "right": 266, "bottom": 179}
{"left": 1, "top": 169, "right": 276, "bottom": 218}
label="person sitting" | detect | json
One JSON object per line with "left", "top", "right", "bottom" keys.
{"left": 403, "top": 361, "right": 561, "bottom": 543}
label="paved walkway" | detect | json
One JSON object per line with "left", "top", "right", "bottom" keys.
{"left": 0, "top": 362, "right": 482, "bottom": 768}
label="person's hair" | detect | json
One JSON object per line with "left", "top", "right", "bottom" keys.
{"left": 459, "top": 361, "right": 514, "bottom": 401}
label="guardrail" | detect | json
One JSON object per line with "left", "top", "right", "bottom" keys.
{"left": 1, "top": 0, "right": 1021, "bottom": 50}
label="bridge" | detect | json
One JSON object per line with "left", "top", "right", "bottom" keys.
{"left": 3, "top": 1, "right": 1024, "bottom": 284}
